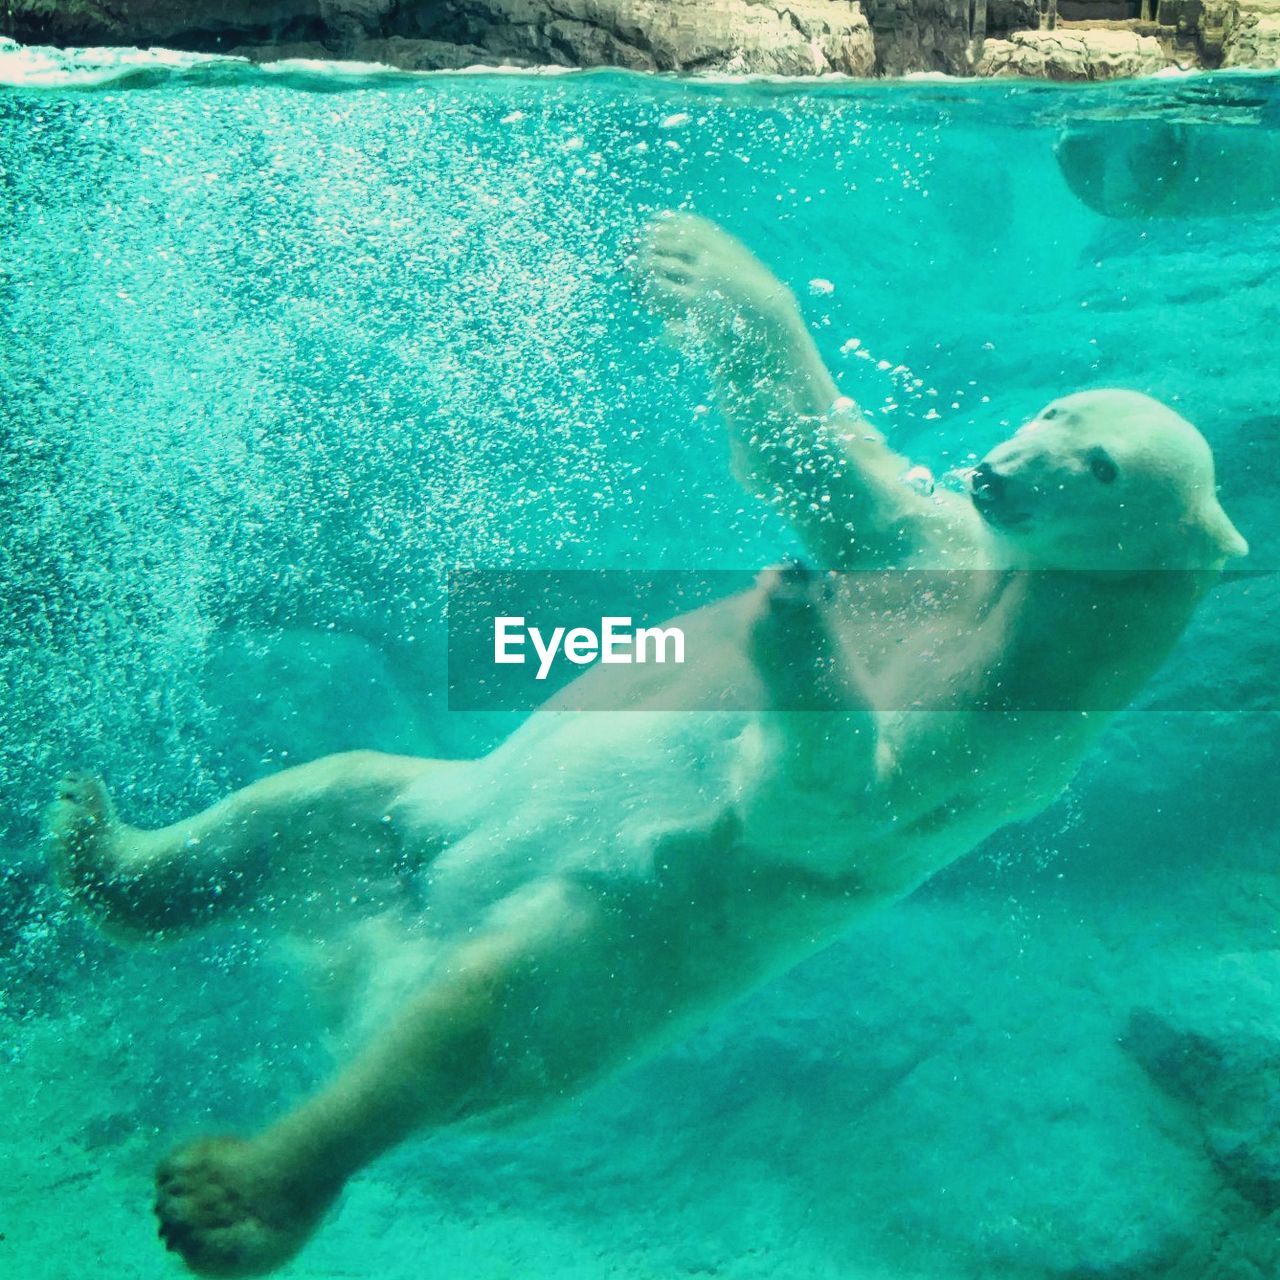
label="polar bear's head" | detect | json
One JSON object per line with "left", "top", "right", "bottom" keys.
{"left": 1054, "top": 123, "right": 1187, "bottom": 219}
{"left": 969, "top": 389, "right": 1247, "bottom": 572}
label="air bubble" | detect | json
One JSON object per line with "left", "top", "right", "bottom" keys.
{"left": 900, "top": 465, "right": 935, "bottom": 496}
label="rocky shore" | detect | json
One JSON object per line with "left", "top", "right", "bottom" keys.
{"left": 3, "top": 0, "right": 1278, "bottom": 78}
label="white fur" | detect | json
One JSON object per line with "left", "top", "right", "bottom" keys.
{"left": 381, "top": 383, "right": 1245, "bottom": 1067}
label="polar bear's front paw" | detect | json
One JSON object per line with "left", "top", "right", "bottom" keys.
{"left": 755, "top": 558, "right": 820, "bottom": 612}
{"left": 748, "top": 561, "right": 828, "bottom": 687}
{"left": 752, "top": 560, "right": 836, "bottom": 635}
{"left": 636, "top": 213, "right": 802, "bottom": 348}
{"left": 747, "top": 562, "right": 872, "bottom": 720}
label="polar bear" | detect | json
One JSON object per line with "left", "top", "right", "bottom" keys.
{"left": 1055, "top": 118, "right": 1280, "bottom": 219}
{"left": 47, "top": 214, "right": 1246, "bottom": 1278}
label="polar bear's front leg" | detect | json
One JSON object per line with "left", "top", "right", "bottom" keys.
{"left": 746, "top": 562, "right": 881, "bottom": 795}
{"left": 639, "top": 214, "right": 841, "bottom": 481}
{"left": 638, "top": 214, "right": 941, "bottom": 568}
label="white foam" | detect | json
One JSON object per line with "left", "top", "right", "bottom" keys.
{"left": 0, "top": 40, "right": 241, "bottom": 88}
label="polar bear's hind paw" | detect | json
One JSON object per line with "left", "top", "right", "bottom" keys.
{"left": 46, "top": 772, "right": 148, "bottom": 939}
{"left": 48, "top": 772, "right": 116, "bottom": 891}
{"left": 155, "top": 1137, "right": 338, "bottom": 1278}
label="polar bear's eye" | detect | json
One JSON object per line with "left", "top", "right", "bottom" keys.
{"left": 1089, "top": 451, "right": 1119, "bottom": 484}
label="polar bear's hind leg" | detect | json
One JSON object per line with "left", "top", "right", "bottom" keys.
{"left": 46, "top": 752, "right": 443, "bottom": 943}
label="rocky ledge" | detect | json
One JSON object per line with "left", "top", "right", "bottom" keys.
{"left": 3, "top": 0, "right": 1279, "bottom": 76}
{"left": 1125, "top": 953, "right": 1280, "bottom": 1213}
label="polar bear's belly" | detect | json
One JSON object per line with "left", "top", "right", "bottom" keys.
{"left": 404, "top": 707, "right": 754, "bottom": 935}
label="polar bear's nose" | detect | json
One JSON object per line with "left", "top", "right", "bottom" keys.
{"left": 971, "top": 462, "right": 1006, "bottom": 506}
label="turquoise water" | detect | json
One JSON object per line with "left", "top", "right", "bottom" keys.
{"left": 3, "top": 48, "right": 1280, "bottom": 1279}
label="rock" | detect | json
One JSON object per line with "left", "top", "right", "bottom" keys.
{"left": 8, "top": 0, "right": 313, "bottom": 47}
{"left": 1124, "top": 952, "right": 1280, "bottom": 1210}
{"left": 9, "top": 0, "right": 1280, "bottom": 72}
{"left": 423, "top": 0, "right": 876, "bottom": 74}
{"left": 862, "top": 0, "right": 972, "bottom": 75}
{"left": 987, "top": 0, "right": 1041, "bottom": 31}
{"left": 975, "top": 26, "right": 1174, "bottom": 77}
{"left": 343, "top": 35, "right": 518, "bottom": 69}
{"left": 229, "top": 35, "right": 511, "bottom": 69}
{"left": 5, "top": 0, "right": 875, "bottom": 75}
{"left": 1222, "top": 0, "right": 1280, "bottom": 66}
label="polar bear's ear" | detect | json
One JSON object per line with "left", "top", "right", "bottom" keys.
{"left": 1202, "top": 503, "right": 1249, "bottom": 561}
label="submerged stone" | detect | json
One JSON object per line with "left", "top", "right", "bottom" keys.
{"left": 1125, "top": 952, "right": 1280, "bottom": 1209}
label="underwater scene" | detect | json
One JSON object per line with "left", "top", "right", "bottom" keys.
{"left": 3, "top": 44, "right": 1280, "bottom": 1280}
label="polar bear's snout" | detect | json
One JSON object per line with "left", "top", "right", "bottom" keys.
{"left": 968, "top": 459, "right": 1031, "bottom": 529}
